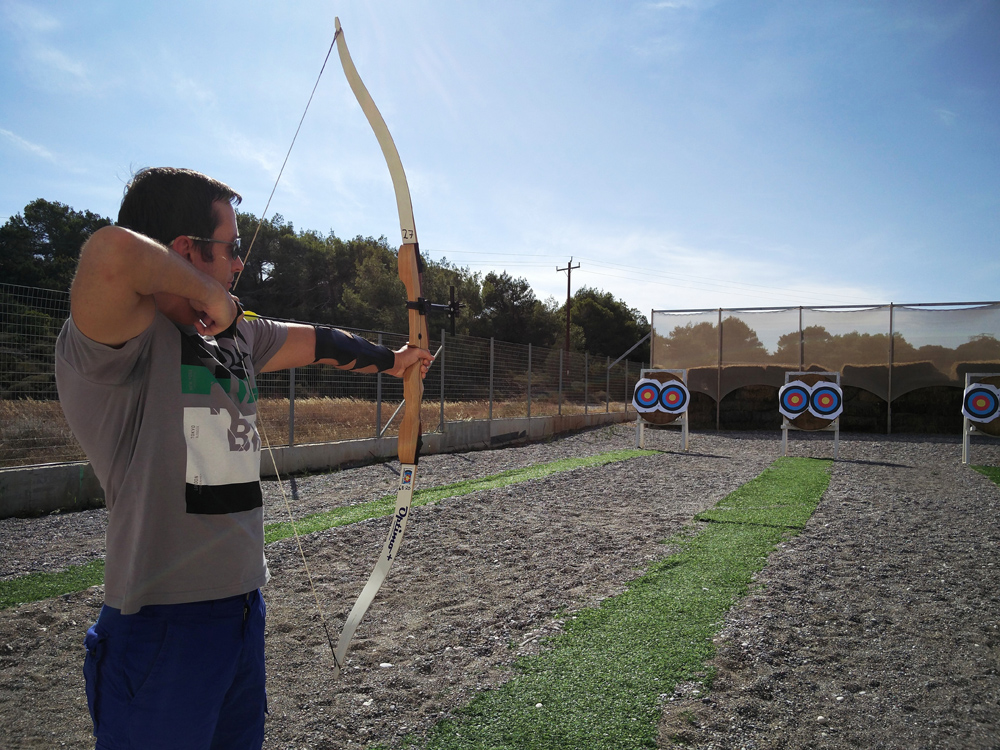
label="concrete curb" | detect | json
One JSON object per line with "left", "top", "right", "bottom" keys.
{"left": 0, "top": 411, "right": 631, "bottom": 518}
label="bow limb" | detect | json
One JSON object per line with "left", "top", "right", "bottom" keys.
{"left": 331, "top": 17, "right": 428, "bottom": 679}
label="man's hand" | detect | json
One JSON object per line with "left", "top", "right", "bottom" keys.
{"left": 190, "top": 292, "right": 241, "bottom": 336}
{"left": 386, "top": 344, "right": 434, "bottom": 379}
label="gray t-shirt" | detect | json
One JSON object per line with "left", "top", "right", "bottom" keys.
{"left": 55, "top": 310, "right": 288, "bottom": 614}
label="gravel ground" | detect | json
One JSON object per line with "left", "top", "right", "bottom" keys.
{"left": 1, "top": 425, "right": 998, "bottom": 749}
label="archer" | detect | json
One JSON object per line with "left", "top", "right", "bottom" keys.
{"left": 55, "top": 166, "right": 433, "bottom": 750}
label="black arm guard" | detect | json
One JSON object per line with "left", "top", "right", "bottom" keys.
{"left": 314, "top": 326, "right": 395, "bottom": 372}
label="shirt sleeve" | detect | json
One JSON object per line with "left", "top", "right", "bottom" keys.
{"left": 55, "top": 315, "right": 153, "bottom": 386}
{"left": 242, "top": 316, "right": 289, "bottom": 371}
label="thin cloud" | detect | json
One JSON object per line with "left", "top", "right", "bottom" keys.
{"left": 935, "top": 108, "right": 958, "bottom": 126}
{"left": 645, "top": 0, "right": 715, "bottom": 10}
{"left": 3, "top": 2, "right": 90, "bottom": 90}
{"left": 31, "top": 46, "right": 89, "bottom": 86}
{"left": 0, "top": 128, "right": 58, "bottom": 163}
{"left": 2, "top": 1, "right": 60, "bottom": 32}
{"left": 172, "top": 74, "right": 217, "bottom": 106}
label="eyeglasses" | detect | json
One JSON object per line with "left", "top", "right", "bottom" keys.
{"left": 186, "top": 236, "right": 242, "bottom": 261}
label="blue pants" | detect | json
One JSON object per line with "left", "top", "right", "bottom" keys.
{"left": 83, "top": 590, "right": 266, "bottom": 750}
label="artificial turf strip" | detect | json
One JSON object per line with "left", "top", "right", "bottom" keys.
{"left": 0, "top": 559, "right": 105, "bottom": 610}
{"left": 423, "top": 456, "right": 832, "bottom": 750}
{"left": 263, "top": 449, "right": 655, "bottom": 544}
{"left": 972, "top": 465, "right": 1000, "bottom": 487}
{"left": 0, "top": 449, "right": 655, "bottom": 609}
{"left": 693, "top": 456, "right": 833, "bottom": 529}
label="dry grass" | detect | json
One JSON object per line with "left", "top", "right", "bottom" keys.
{"left": 0, "top": 399, "right": 86, "bottom": 467}
{"left": 1, "top": 397, "right": 630, "bottom": 468}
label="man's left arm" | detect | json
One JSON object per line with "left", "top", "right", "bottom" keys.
{"left": 260, "top": 322, "right": 432, "bottom": 378}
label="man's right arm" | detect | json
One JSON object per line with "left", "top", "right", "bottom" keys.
{"left": 70, "top": 226, "right": 237, "bottom": 346}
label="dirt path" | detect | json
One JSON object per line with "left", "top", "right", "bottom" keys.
{"left": 660, "top": 437, "right": 1000, "bottom": 749}
{"left": 1, "top": 427, "right": 998, "bottom": 749}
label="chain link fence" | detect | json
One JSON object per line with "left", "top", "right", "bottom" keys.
{"left": 1, "top": 284, "right": 644, "bottom": 469}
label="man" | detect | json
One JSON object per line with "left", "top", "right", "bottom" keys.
{"left": 55, "top": 167, "right": 432, "bottom": 749}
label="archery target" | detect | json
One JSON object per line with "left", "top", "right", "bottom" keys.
{"left": 632, "top": 379, "right": 662, "bottom": 413}
{"left": 779, "top": 381, "right": 811, "bottom": 419}
{"left": 658, "top": 382, "right": 690, "bottom": 413}
{"left": 809, "top": 385, "right": 843, "bottom": 419}
{"left": 963, "top": 384, "right": 1000, "bottom": 423}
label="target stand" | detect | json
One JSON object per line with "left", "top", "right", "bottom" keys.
{"left": 634, "top": 369, "right": 690, "bottom": 451}
{"left": 779, "top": 371, "right": 841, "bottom": 460}
{"left": 961, "top": 373, "right": 1000, "bottom": 465}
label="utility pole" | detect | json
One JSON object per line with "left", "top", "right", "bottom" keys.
{"left": 557, "top": 257, "right": 580, "bottom": 369}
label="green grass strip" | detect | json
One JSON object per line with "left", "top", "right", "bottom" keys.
{"left": 972, "top": 465, "right": 1000, "bottom": 487}
{"left": 0, "top": 449, "right": 654, "bottom": 609}
{"left": 694, "top": 457, "right": 833, "bottom": 529}
{"left": 263, "top": 449, "right": 654, "bottom": 544}
{"left": 422, "top": 457, "right": 832, "bottom": 750}
{"left": 0, "top": 559, "right": 105, "bottom": 610}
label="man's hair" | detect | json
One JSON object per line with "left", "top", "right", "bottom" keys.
{"left": 117, "top": 167, "right": 242, "bottom": 261}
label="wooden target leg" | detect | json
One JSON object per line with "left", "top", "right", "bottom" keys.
{"left": 963, "top": 418, "right": 971, "bottom": 465}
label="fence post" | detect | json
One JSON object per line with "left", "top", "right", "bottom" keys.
{"left": 888, "top": 303, "right": 894, "bottom": 435}
{"left": 288, "top": 367, "right": 295, "bottom": 446}
{"left": 585, "top": 351, "right": 589, "bottom": 415}
{"left": 558, "top": 349, "right": 564, "bottom": 416}
{"left": 376, "top": 333, "right": 383, "bottom": 438}
{"left": 716, "top": 308, "right": 723, "bottom": 431}
{"left": 606, "top": 355, "right": 610, "bottom": 413}
{"left": 527, "top": 343, "right": 532, "bottom": 419}
{"left": 798, "top": 306, "right": 804, "bottom": 370}
{"left": 489, "top": 337, "right": 494, "bottom": 422}
{"left": 440, "top": 328, "right": 446, "bottom": 433}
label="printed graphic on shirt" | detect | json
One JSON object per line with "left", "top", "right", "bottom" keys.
{"left": 184, "top": 407, "right": 262, "bottom": 514}
{"left": 180, "top": 328, "right": 263, "bottom": 515}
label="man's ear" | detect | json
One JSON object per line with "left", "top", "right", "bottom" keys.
{"left": 170, "top": 235, "right": 198, "bottom": 262}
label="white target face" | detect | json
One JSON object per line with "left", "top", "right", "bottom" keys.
{"left": 632, "top": 379, "right": 662, "bottom": 413}
{"left": 778, "top": 380, "right": 844, "bottom": 421}
{"left": 632, "top": 377, "right": 690, "bottom": 415}
{"left": 963, "top": 383, "right": 1000, "bottom": 423}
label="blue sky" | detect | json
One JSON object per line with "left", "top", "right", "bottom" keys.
{"left": 1, "top": 0, "right": 998, "bottom": 319}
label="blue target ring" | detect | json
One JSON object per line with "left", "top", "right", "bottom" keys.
{"left": 964, "top": 386, "right": 1000, "bottom": 422}
{"left": 659, "top": 383, "right": 689, "bottom": 413}
{"left": 779, "top": 384, "right": 810, "bottom": 416}
{"left": 810, "top": 386, "right": 843, "bottom": 418}
{"left": 634, "top": 382, "right": 660, "bottom": 410}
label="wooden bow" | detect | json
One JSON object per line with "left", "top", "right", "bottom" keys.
{"left": 330, "top": 17, "right": 429, "bottom": 678}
